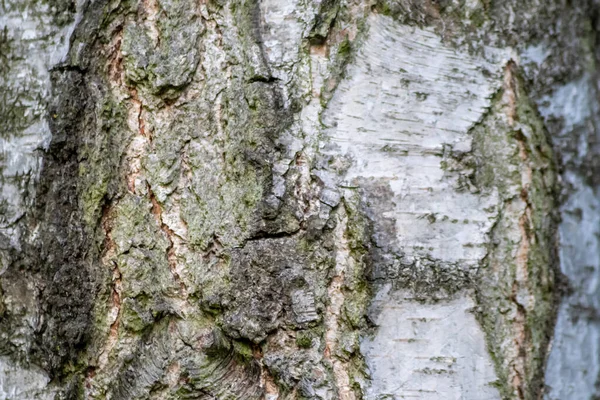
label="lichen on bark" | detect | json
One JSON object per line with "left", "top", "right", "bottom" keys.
{"left": 472, "top": 61, "right": 558, "bottom": 400}
{"left": 1, "top": 0, "right": 599, "bottom": 399}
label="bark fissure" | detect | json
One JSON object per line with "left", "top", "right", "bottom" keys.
{"left": 323, "top": 206, "right": 355, "bottom": 400}
{"left": 1, "top": 0, "right": 598, "bottom": 399}
{"left": 98, "top": 201, "right": 122, "bottom": 371}
{"left": 147, "top": 182, "right": 188, "bottom": 297}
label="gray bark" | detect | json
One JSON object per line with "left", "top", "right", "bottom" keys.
{"left": 0, "top": 0, "right": 599, "bottom": 399}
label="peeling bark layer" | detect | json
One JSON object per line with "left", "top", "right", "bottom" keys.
{"left": 1, "top": 1, "right": 599, "bottom": 400}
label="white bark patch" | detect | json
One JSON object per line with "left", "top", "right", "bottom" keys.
{"left": 321, "top": 14, "right": 509, "bottom": 398}
{"left": 538, "top": 75, "right": 594, "bottom": 134}
{"left": 323, "top": 14, "right": 507, "bottom": 268}
{"left": 0, "top": 2, "right": 79, "bottom": 397}
{"left": 0, "top": 357, "right": 55, "bottom": 400}
{"left": 361, "top": 286, "right": 500, "bottom": 400}
{"left": 261, "top": 0, "right": 309, "bottom": 71}
{"left": 544, "top": 170, "right": 600, "bottom": 399}
{"left": 0, "top": 2, "right": 78, "bottom": 249}
{"left": 532, "top": 73, "right": 600, "bottom": 400}
{"left": 260, "top": 0, "right": 314, "bottom": 108}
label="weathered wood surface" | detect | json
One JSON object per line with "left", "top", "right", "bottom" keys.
{"left": 0, "top": 1, "right": 599, "bottom": 399}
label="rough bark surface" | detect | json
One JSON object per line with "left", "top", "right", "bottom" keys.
{"left": 0, "top": 0, "right": 599, "bottom": 399}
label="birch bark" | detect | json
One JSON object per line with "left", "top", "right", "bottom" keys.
{"left": 0, "top": 1, "right": 598, "bottom": 399}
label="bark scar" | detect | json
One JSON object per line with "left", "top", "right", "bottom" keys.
{"left": 504, "top": 59, "right": 533, "bottom": 400}
{"left": 323, "top": 205, "right": 356, "bottom": 400}
{"left": 147, "top": 182, "right": 188, "bottom": 297}
{"left": 97, "top": 202, "right": 122, "bottom": 371}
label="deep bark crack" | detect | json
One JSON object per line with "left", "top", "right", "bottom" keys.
{"left": 323, "top": 205, "right": 356, "bottom": 400}
{"left": 97, "top": 201, "right": 122, "bottom": 371}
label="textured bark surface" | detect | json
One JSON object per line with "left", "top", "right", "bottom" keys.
{"left": 0, "top": 0, "right": 599, "bottom": 399}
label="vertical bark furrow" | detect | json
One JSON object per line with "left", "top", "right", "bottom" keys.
{"left": 1, "top": 1, "right": 599, "bottom": 399}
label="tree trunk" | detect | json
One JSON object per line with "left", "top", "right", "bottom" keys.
{"left": 1, "top": 0, "right": 599, "bottom": 399}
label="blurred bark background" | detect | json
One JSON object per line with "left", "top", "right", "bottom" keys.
{"left": 1, "top": 0, "right": 599, "bottom": 399}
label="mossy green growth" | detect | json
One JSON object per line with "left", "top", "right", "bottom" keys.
{"left": 120, "top": 297, "right": 153, "bottom": 333}
{"left": 308, "top": 0, "right": 340, "bottom": 44}
{"left": 232, "top": 340, "right": 254, "bottom": 362}
{"left": 342, "top": 289, "right": 370, "bottom": 330}
{"left": 120, "top": 0, "right": 202, "bottom": 95}
{"left": 472, "top": 67, "right": 558, "bottom": 400}
{"left": 337, "top": 37, "right": 352, "bottom": 58}
{"left": 295, "top": 331, "right": 313, "bottom": 349}
{"left": 79, "top": 98, "right": 128, "bottom": 227}
{"left": 181, "top": 162, "right": 264, "bottom": 250}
